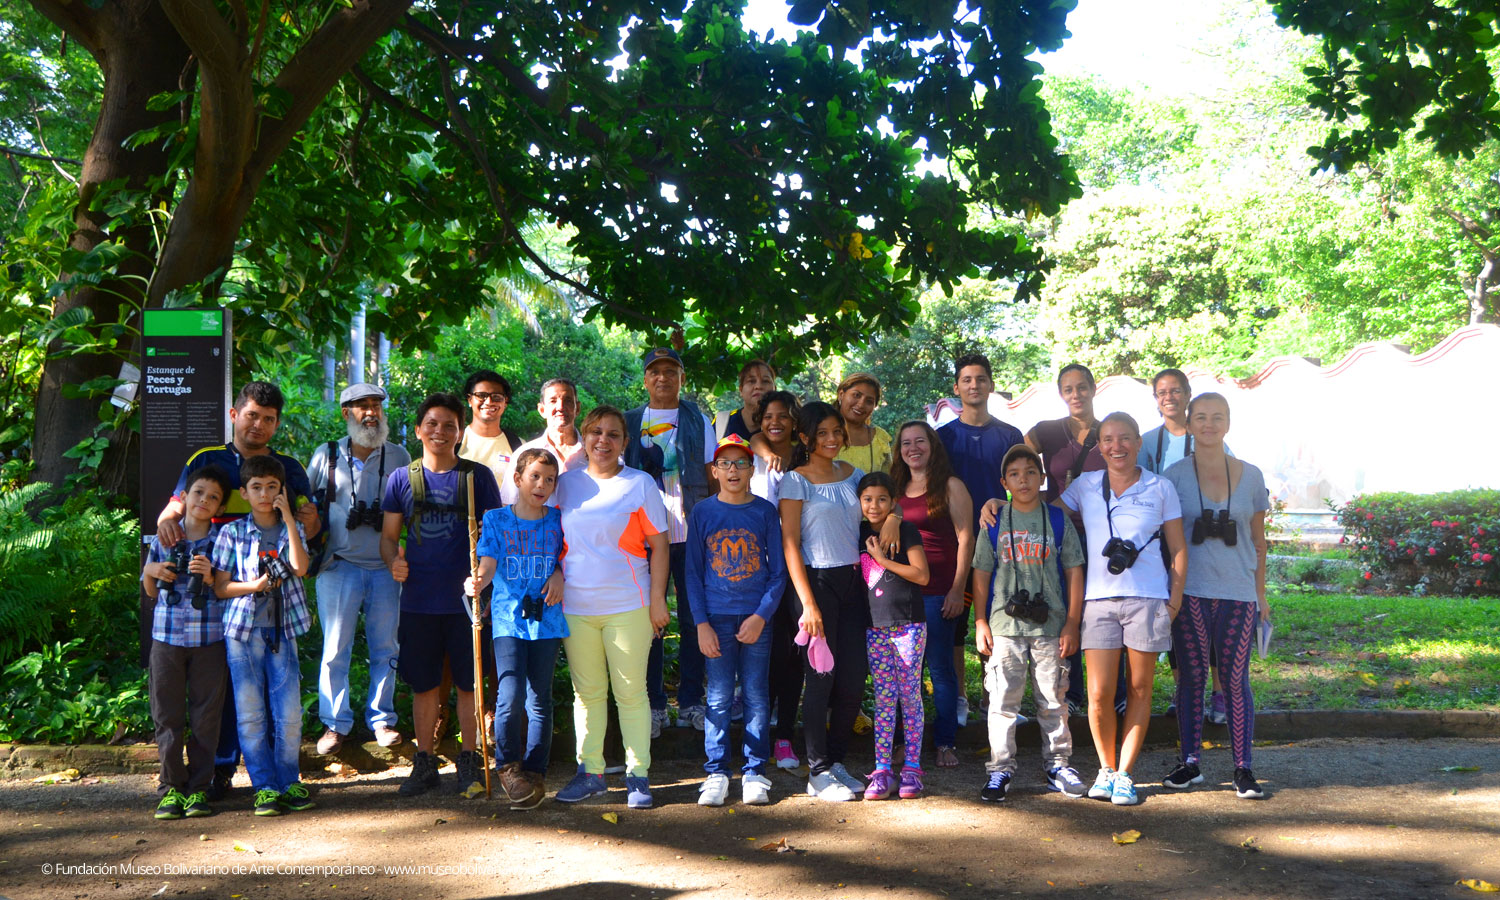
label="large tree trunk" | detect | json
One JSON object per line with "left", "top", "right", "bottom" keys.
{"left": 28, "top": 0, "right": 190, "bottom": 494}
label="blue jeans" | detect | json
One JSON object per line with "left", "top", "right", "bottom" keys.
{"left": 647, "top": 542, "right": 704, "bottom": 711}
{"left": 316, "top": 562, "right": 401, "bottom": 734}
{"left": 225, "top": 628, "right": 303, "bottom": 793}
{"left": 703, "top": 613, "right": 773, "bottom": 776}
{"left": 923, "top": 594, "right": 960, "bottom": 748}
{"left": 493, "top": 636, "right": 561, "bottom": 774}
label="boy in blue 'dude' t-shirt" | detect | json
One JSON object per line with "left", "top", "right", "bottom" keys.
{"left": 685, "top": 435, "right": 786, "bottom": 808}
{"left": 210, "top": 454, "right": 313, "bottom": 818}
{"left": 971, "top": 444, "right": 1087, "bottom": 804}
{"left": 465, "top": 447, "right": 566, "bottom": 810}
{"left": 142, "top": 464, "right": 233, "bottom": 821}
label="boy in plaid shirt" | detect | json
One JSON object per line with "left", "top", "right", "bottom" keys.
{"left": 211, "top": 454, "right": 312, "bottom": 817}
{"left": 142, "top": 464, "right": 233, "bottom": 820}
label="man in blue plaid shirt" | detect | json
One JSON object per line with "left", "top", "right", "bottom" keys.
{"left": 211, "top": 454, "right": 313, "bottom": 817}
{"left": 142, "top": 464, "right": 234, "bottom": 821}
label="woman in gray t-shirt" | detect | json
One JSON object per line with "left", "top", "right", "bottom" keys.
{"left": 1162, "top": 392, "right": 1270, "bottom": 801}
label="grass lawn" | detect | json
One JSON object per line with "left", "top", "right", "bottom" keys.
{"left": 960, "top": 591, "right": 1500, "bottom": 713}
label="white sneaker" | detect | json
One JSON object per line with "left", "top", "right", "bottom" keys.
{"left": 650, "top": 708, "right": 668, "bottom": 739}
{"left": 1088, "top": 767, "right": 1116, "bottom": 800}
{"left": 828, "top": 762, "right": 865, "bottom": 795}
{"left": 742, "top": 772, "right": 772, "bottom": 806}
{"left": 806, "top": 771, "right": 855, "bottom": 802}
{"left": 679, "top": 705, "right": 707, "bottom": 731}
{"left": 956, "top": 696, "right": 969, "bottom": 727}
{"left": 698, "top": 773, "right": 730, "bottom": 807}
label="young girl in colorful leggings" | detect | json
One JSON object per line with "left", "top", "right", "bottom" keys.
{"left": 856, "top": 472, "right": 931, "bottom": 800}
{"left": 1162, "top": 393, "right": 1270, "bottom": 800}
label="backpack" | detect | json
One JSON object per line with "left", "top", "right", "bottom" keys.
{"left": 406, "top": 457, "right": 476, "bottom": 545}
{"left": 983, "top": 504, "right": 1068, "bottom": 620}
{"left": 305, "top": 441, "right": 338, "bottom": 576}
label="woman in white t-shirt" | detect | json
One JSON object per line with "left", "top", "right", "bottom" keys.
{"left": 1058, "top": 411, "right": 1186, "bottom": 808}
{"left": 551, "top": 406, "right": 670, "bottom": 810}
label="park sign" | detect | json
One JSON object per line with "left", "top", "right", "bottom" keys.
{"left": 138, "top": 309, "right": 232, "bottom": 538}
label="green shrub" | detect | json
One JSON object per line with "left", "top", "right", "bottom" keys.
{"left": 1337, "top": 490, "right": 1500, "bottom": 596}
{"left": 0, "top": 638, "right": 150, "bottom": 743}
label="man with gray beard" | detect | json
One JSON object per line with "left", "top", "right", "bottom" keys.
{"left": 307, "top": 384, "right": 413, "bottom": 755}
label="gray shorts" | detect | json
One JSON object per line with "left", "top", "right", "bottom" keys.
{"left": 1080, "top": 596, "right": 1172, "bottom": 653}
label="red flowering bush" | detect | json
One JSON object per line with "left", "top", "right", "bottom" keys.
{"left": 1337, "top": 490, "right": 1500, "bottom": 595}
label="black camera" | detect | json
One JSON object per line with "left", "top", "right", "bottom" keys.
{"left": 1101, "top": 537, "right": 1141, "bottom": 575}
{"left": 344, "top": 499, "right": 382, "bottom": 531}
{"left": 1002, "top": 589, "right": 1050, "bottom": 625}
{"left": 520, "top": 594, "right": 546, "bottom": 622}
{"left": 1192, "top": 509, "right": 1238, "bottom": 546}
{"left": 168, "top": 544, "right": 210, "bottom": 610}
{"left": 259, "top": 550, "right": 293, "bottom": 584}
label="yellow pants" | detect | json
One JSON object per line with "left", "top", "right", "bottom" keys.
{"left": 563, "top": 607, "right": 653, "bottom": 776}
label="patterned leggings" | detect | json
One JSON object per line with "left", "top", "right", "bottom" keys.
{"left": 866, "top": 622, "right": 927, "bottom": 772}
{"left": 1172, "top": 595, "right": 1256, "bottom": 769}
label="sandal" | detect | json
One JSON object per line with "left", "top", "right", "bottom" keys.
{"left": 936, "top": 745, "right": 959, "bottom": 768}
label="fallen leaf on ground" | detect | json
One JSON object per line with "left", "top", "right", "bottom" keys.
{"left": 1112, "top": 830, "right": 1141, "bottom": 845}
{"left": 759, "top": 838, "right": 793, "bottom": 853}
{"left": 601, "top": 812, "right": 618, "bottom": 824}
{"left": 1041, "top": 838, "right": 1054, "bottom": 842}
{"left": 1442, "top": 766, "right": 1482, "bottom": 773}
{"left": 1458, "top": 879, "right": 1500, "bottom": 892}
{"left": 1430, "top": 670, "right": 1452, "bottom": 684}
{"left": 151, "top": 885, "right": 168, "bottom": 897}
{"left": 232, "top": 842, "right": 258, "bottom": 854}
{"left": 434, "top": 818, "right": 448, "bottom": 825}
{"left": 1241, "top": 837, "right": 1259, "bottom": 852}
{"left": 462, "top": 783, "right": 486, "bottom": 799}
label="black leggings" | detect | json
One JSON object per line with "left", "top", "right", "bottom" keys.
{"left": 792, "top": 565, "right": 868, "bottom": 776}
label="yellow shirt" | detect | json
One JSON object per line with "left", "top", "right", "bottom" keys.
{"left": 836, "top": 425, "right": 892, "bottom": 475}
{"left": 458, "top": 427, "right": 515, "bottom": 483}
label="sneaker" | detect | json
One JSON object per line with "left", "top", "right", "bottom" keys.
{"left": 398, "top": 751, "right": 441, "bottom": 797}
{"left": 278, "top": 782, "right": 315, "bottom": 812}
{"left": 374, "top": 725, "right": 403, "bottom": 748}
{"left": 828, "top": 762, "right": 865, "bottom": 795}
{"left": 1233, "top": 767, "right": 1265, "bottom": 799}
{"left": 980, "top": 771, "right": 1010, "bottom": 803}
{"left": 1166, "top": 700, "right": 1177, "bottom": 717}
{"left": 679, "top": 705, "right": 707, "bottom": 732}
{"left": 1163, "top": 762, "right": 1204, "bottom": 790}
{"left": 625, "top": 775, "right": 654, "bottom": 809}
{"left": 1114, "top": 698, "right": 1128, "bottom": 716}
{"left": 206, "top": 767, "right": 235, "bottom": 802}
{"left": 182, "top": 791, "right": 212, "bottom": 818}
{"left": 773, "top": 739, "right": 800, "bottom": 770}
{"left": 1207, "top": 693, "right": 1228, "bottom": 725}
{"left": 453, "top": 750, "right": 483, "bottom": 794}
{"left": 554, "top": 769, "right": 608, "bottom": 804}
{"left": 698, "top": 773, "right": 730, "bottom": 807}
{"left": 316, "top": 728, "right": 345, "bottom": 756}
{"left": 1111, "top": 771, "right": 1139, "bottom": 806}
{"left": 650, "top": 707, "right": 668, "bottom": 739}
{"left": 956, "top": 695, "right": 969, "bottom": 727}
{"left": 253, "top": 788, "right": 283, "bottom": 816}
{"left": 1015, "top": 712, "right": 1031, "bottom": 727}
{"left": 509, "top": 771, "right": 547, "bottom": 811}
{"left": 1088, "top": 767, "right": 1115, "bottom": 800}
{"left": 1067, "top": 699, "right": 1084, "bottom": 718}
{"left": 154, "top": 788, "right": 186, "bottom": 820}
{"left": 897, "top": 767, "right": 924, "bottom": 799}
{"left": 863, "top": 769, "right": 895, "bottom": 801}
{"left": 742, "top": 772, "right": 772, "bottom": 806}
{"left": 1046, "top": 765, "right": 1087, "bottom": 798}
{"left": 806, "top": 771, "right": 855, "bottom": 802}
{"left": 498, "top": 762, "right": 531, "bottom": 803}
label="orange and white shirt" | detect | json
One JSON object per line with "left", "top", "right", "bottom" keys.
{"left": 554, "top": 466, "right": 668, "bottom": 616}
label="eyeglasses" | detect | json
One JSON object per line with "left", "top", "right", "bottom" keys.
{"left": 712, "top": 458, "right": 753, "bottom": 470}
{"left": 1155, "top": 389, "right": 1185, "bottom": 398}
{"left": 468, "top": 391, "right": 509, "bottom": 405}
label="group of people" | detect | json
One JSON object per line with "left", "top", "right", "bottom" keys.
{"left": 142, "top": 347, "right": 1270, "bottom": 820}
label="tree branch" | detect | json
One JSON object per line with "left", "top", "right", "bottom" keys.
{"left": 1436, "top": 205, "right": 1500, "bottom": 259}
{"left": 0, "top": 145, "right": 81, "bottom": 166}
{"left": 24, "top": 0, "right": 105, "bottom": 60}
{"left": 159, "top": 0, "right": 255, "bottom": 209}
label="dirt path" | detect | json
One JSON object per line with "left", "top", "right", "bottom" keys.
{"left": 3, "top": 737, "right": 1498, "bottom": 900}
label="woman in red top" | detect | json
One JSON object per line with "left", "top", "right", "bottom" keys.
{"left": 890, "top": 421, "right": 973, "bottom": 767}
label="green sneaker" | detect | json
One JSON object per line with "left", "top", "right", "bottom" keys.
{"left": 154, "top": 788, "right": 186, "bottom": 820}
{"left": 278, "top": 782, "right": 315, "bottom": 812}
{"left": 253, "top": 788, "right": 284, "bottom": 816}
{"left": 182, "top": 791, "right": 212, "bottom": 817}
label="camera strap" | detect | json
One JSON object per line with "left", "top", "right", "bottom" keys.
{"left": 1066, "top": 422, "right": 1100, "bottom": 486}
{"left": 1154, "top": 427, "right": 1191, "bottom": 469}
{"left": 1103, "top": 471, "right": 1161, "bottom": 552}
{"left": 1190, "top": 453, "right": 1231, "bottom": 518}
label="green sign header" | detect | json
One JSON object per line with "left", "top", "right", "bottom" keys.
{"left": 143, "top": 309, "right": 224, "bottom": 337}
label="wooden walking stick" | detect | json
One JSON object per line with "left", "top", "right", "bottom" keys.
{"left": 467, "top": 471, "right": 491, "bottom": 798}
